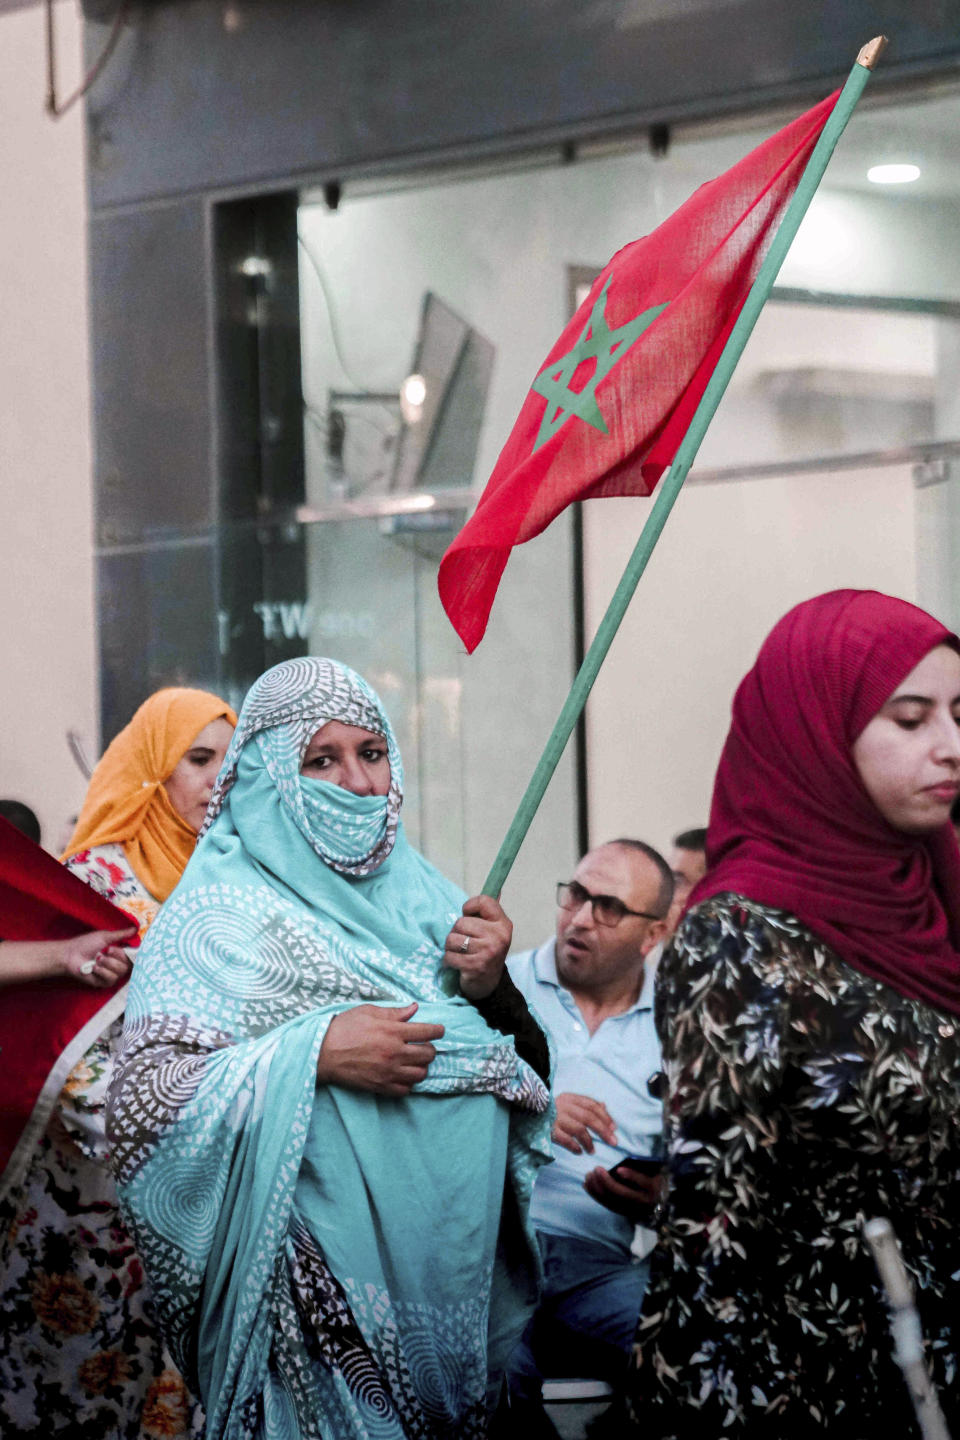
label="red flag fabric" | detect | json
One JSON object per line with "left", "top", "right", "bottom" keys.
{"left": 438, "top": 91, "right": 839, "bottom": 652}
{"left": 0, "top": 816, "right": 140, "bottom": 1181}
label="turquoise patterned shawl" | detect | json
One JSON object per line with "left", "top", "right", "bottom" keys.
{"left": 107, "top": 658, "right": 551, "bottom": 1439}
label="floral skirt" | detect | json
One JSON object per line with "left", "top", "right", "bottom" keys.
{"left": 0, "top": 1111, "right": 202, "bottom": 1439}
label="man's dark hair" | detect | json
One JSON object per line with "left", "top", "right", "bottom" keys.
{"left": 604, "top": 838, "right": 674, "bottom": 918}
{"left": 0, "top": 798, "right": 41, "bottom": 845}
{"left": 673, "top": 827, "right": 707, "bottom": 854}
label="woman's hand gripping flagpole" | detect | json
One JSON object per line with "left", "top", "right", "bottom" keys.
{"left": 480, "top": 35, "right": 888, "bottom": 900}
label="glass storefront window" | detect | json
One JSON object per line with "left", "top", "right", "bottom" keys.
{"left": 286, "top": 80, "right": 960, "bottom": 922}
{"left": 85, "top": 62, "right": 960, "bottom": 949}
{"left": 298, "top": 82, "right": 960, "bottom": 490}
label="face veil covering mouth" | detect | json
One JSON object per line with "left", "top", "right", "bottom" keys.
{"left": 201, "top": 655, "right": 402, "bottom": 876}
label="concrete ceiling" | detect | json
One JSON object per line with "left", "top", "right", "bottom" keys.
{"left": 8, "top": 1, "right": 960, "bottom": 205}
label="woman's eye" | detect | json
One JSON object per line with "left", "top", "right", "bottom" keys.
{"left": 362, "top": 749, "right": 386, "bottom": 763}
{"left": 894, "top": 718, "right": 922, "bottom": 731}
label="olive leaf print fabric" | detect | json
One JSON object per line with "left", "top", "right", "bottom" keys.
{"left": 628, "top": 894, "right": 960, "bottom": 1439}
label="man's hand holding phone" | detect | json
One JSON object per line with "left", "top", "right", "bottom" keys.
{"left": 584, "top": 1156, "right": 665, "bottom": 1226}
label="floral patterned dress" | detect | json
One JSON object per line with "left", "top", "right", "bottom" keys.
{"left": 628, "top": 893, "right": 960, "bottom": 1438}
{"left": 0, "top": 845, "right": 201, "bottom": 1439}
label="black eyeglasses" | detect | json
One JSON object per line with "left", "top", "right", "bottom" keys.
{"left": 556, "top": 880, "right": 665, "bottom": 928}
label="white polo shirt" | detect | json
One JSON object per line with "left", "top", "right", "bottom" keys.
{"left": 507, "top": 937, "right": 663, "bottom": 1256}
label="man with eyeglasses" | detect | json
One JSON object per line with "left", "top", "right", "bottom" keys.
{"left": 499, "top": 839, "right": 673, "bottom": 1436}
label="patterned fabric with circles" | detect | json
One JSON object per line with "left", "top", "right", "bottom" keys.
{"left": 107, "top": 657, "right": 552, "bottom": 1438}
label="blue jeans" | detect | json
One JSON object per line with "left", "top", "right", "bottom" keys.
{"left": 505, "top": 1230, "right": 650, "bottom": 1401}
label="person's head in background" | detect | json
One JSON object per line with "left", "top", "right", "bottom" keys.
{"left": 665, "top": 827, "right": 708, "bottom": 936}
{"left": 0, "top": 799, "right": 41, "bottom": 846}
{"left": 555, "top": 839, "right": 673, "bottom": 1002}
{"left": 63, "top": 688, "right": 237, "bottom": 903}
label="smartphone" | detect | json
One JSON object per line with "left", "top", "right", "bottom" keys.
{"left": 608, "top": 1155, "right": 663, "bottom": 1181}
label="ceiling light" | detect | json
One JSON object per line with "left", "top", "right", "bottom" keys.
{"left": 397, "top": 494, "right": 436, "bottom": 512}
{"left": 867, "top": 163, "right": 920, "bottom": 185}
{"left": 400, "top": 373, "right": 427, "bottom": 425}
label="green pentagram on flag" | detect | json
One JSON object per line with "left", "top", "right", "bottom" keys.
{"left": 531, "top": 278, "right": 669, "bottom": 451}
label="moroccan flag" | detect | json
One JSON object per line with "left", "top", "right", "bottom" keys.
{"left": 439, "top": 90, "right": 839, "bottom": 652}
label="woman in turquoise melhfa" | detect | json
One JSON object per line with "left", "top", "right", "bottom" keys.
{"left": 106, "top": 657, "right": 552, "bottom": 1440}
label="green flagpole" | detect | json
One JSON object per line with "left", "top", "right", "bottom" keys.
{"left": 482, "top": 34, "right": 888, "bottom": 899}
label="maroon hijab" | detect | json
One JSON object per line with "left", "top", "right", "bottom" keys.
{"left": 690, "top": 589, "right": 960, "bottom": 1015}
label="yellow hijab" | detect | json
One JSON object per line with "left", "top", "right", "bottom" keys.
{"left": 63, "top": 688, "right": 237, "bottom": 901}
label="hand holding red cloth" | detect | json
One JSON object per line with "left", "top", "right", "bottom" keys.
{"left": 0, "top": 815, "right": 140, "bottom": 1182}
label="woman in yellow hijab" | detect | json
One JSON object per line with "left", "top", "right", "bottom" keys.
{"left": 0, "top": 687, "right": 236, "bottom": 1440}
{"left": 65, "top": 686, "right": 237, "bottom": 908}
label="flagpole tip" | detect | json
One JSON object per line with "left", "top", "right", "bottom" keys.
{"left": 856, "top": 35, "right": 888, "bottom": 70}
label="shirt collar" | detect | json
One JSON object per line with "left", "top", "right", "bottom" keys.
{"left": 532, "top": 935, "right": 655, "bottom": 1013}
{"left": 532, "top": 936, "right": 561, "bottom": 986}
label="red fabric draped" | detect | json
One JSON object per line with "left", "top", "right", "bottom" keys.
{"left": 690, "top": 590, "right": 960, "bottom": 1015}
{"left": 0, "top": 816, "right": 140, "bottom": 1178}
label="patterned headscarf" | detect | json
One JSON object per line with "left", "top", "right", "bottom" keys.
{"left": 64, "top": 687, "right": 237, "bottom": 901}
{"left": 202, "top": 657, "right": 402, "bottom": 876}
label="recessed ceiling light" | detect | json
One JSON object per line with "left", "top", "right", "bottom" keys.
{"left": 867, "top": 163, "right": 920, "bottom": 185}
{"left": 400, "top": 372, "right": 427, "bottom": 425}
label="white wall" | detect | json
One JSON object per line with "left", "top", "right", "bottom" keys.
{"left": 0, "top": 0, "right": 97, "bottom": 850}
{"left": 916, "top": 319, "right": 960, "bottom": 635}
{"left": 780, "top": 188, "right": 960, "bottom": 302}
{"left": 299, "top": 172, "right": 589, "bottom": 947}
{"left": 697, "top": 301, "right": 936, "bottom": 471}
{"left": 583, "top": 466, "right": 918, "bottom": 856}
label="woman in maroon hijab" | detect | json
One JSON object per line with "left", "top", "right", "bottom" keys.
{"left": 628, "top": 590, "right": 960, "bottom": 1438}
